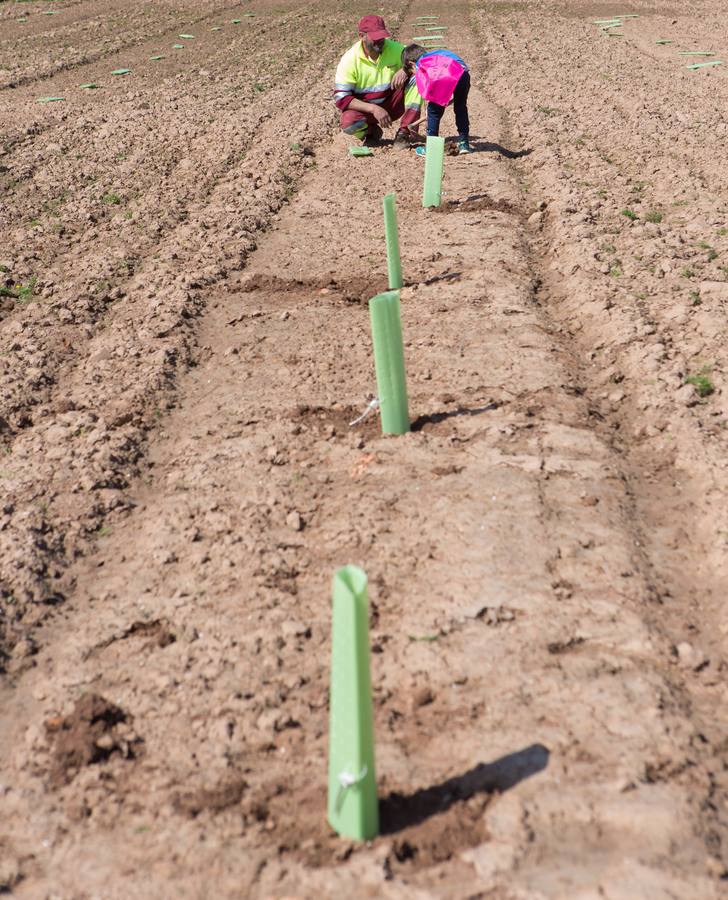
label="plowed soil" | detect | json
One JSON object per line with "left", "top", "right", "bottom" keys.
{"left": 2, "top": 0, "right": 728, "bottom": 897}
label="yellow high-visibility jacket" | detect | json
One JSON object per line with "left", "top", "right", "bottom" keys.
{"left": 334, "top": 39, "right": 421, "bottom": 113}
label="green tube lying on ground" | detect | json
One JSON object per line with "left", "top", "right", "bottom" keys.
{"left": 422, "top": 135, "right": 445, "bottom": 208}
{"left": 383, "top": 193, "right": 403, "bottom": 290}
{"left": 327, "top": 565, "right": 379, "bottom": 842}
{"left": 369, "top": 291, "right": 410, "bottom": 435}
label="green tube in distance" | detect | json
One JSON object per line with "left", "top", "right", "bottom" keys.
{"left": 369, "top": 291, "right": 410, "bottom": 435}
{"left": 327, "top": 565, "right": 379, "bottom": 842}
{"left": 422, "top": 135, "right": 445, "bottom": 208}
{"left": 383, "top": 193, "right": 403, "bottom": 290}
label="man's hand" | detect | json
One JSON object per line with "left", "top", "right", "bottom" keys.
{"left": 391, "top": 68, "right": 408, "bottom": 90}
{"left": 371, "top": 105, "right": 392, "bottom": 127}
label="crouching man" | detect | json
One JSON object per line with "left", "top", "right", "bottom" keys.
{"left": 334, "top": 15, "right": 422, "bottom": 148}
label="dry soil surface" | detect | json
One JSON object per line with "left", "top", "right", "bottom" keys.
{"left": 2, "top": 0, "right": 728, "bottom": 897}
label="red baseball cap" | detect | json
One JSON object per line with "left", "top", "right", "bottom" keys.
{"left": 358, "top": 15, "right": 390, "bottom": 41}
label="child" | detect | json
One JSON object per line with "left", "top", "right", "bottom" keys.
{"left": 401, "top": 44, "right": 472, "bottom": 154}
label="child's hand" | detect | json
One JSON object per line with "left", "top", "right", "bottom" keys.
{"left": 391, "top": 68, "right": 408, "bottom": 90}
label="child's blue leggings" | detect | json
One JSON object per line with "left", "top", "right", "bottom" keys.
{"left": 426, "top": 71, "right": 471, "bottom": 139}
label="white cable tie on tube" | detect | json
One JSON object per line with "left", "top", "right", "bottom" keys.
{"left": 349, "top": 398, "right": 379, "bottom": 427}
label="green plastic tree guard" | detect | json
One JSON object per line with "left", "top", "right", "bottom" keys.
{"left": 369, "top": 291, "right": 410, "bottom": 435}
{"left": 383, "top": 193, "right": 403, "bottom": 291}
{"left": 422, "top": 135, "right": 445, "bottom": 208}
{"left": 327, "top": 566, "right": 379, "bottom": 842}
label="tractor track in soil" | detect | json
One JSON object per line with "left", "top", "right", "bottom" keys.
{"left": 2, "top": 0, "right": 728, "bottom": 897}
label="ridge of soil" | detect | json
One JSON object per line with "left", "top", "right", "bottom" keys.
{"left": 2, "top": 0, "right": 728, "bottom": 897}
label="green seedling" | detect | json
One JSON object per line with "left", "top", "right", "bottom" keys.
{"left": 0, "top": 277, "right": 37, "bottom": 303}
{"left": 708, "top": 249, "right": 719, "bottom": 261}
{"left": 645, "top": 210, "right": 662, "bottom": 223}
{"left": 684, "top": 371, "right": 714, "bottom": 397}
{"left": 697, "top": 240, "right": 711, "bottom": 249}
{"left": 622, "top": 208, "right": 638, "bottom": 220}
{"left": 179, "top": 33, "right": 194, "bottom": 38}
{"left": 609, "top": 263, "right": 622, "bottom": 277}
{"left": 687, "top": 61, "right": 723, "bottom": 70}
{"left": 328, "top": 566, "right": 379, "bottom": 842}
{"left": 655, "top": 39, "right": 672, "bottom": 44}
{"left": 717, "top": 227, "right": 727, "bottom": 236}
{"left": 37, "top": 96, "right": 65, "bottom": 103}
{"left": 231, "top": 18, "right": 242, "bottom": 23}
{"left": 689, "top": 290, "right": 701, "bottom": 305}
{"left": 172, "top": 44, "right": 185, "bottom": 49}
{"left": 111, "top": 68, "right": 130, "bottom": 75}
{"left": 537, "top": 105, "right": 557, "bottom": 116}
{"left": 101, "top": 192, "right": 122, "bottom": 205}
{"left": 680, "top": 267, "right": 694, "bottom": 279}
{"left": 211, "top": 26, "right": 222, "bottom": 31}
{"left": 150, "top": 55, "right": 165, "bottom": 60}
{"left": 680, "top": 51, "right": 714, "bottom": 56}
{"left": 79, "top": 82, "right": 99, "bottom": 89}
{"left": 408, "top": 633, "right": 440, "bottom": 642}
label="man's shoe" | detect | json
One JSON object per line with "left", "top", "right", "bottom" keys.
{"left": 458, "top": 139, "right": 474, "bottom": 154}
{"left": 363, "top": 124, "right": 383, "bottom": 146}
{"left": 393, "top": 129, "right": 413, "bottom": 150}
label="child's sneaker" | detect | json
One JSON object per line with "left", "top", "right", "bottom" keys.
{"left": 458, "top": 139, "right": 473, "bottom": 154}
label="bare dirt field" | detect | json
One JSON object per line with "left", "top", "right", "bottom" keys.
{"left": 2, "top": 0, "right": 728, "bottom": 897}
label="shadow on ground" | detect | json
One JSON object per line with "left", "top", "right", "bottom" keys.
{"left": 380, "top": 743, "right": 550, "bottom": 835}
{"left": 411, "top": 402, "right": 500, "bottom": 431}
{"left": 469, "top": 138, "right": 533, "bottom": 159}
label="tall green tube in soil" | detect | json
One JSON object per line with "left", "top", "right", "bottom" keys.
{"left": 422, "top": 136, "right": 445, "bottom": 208}
{"left": 327, "top": 565, "right": 379, "bottom": 841}
{"left": 383, "top": 192, "right": 403, "bottom": 290}
{"left": 369, "top": 290, "right": 410, "bottom": 435}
